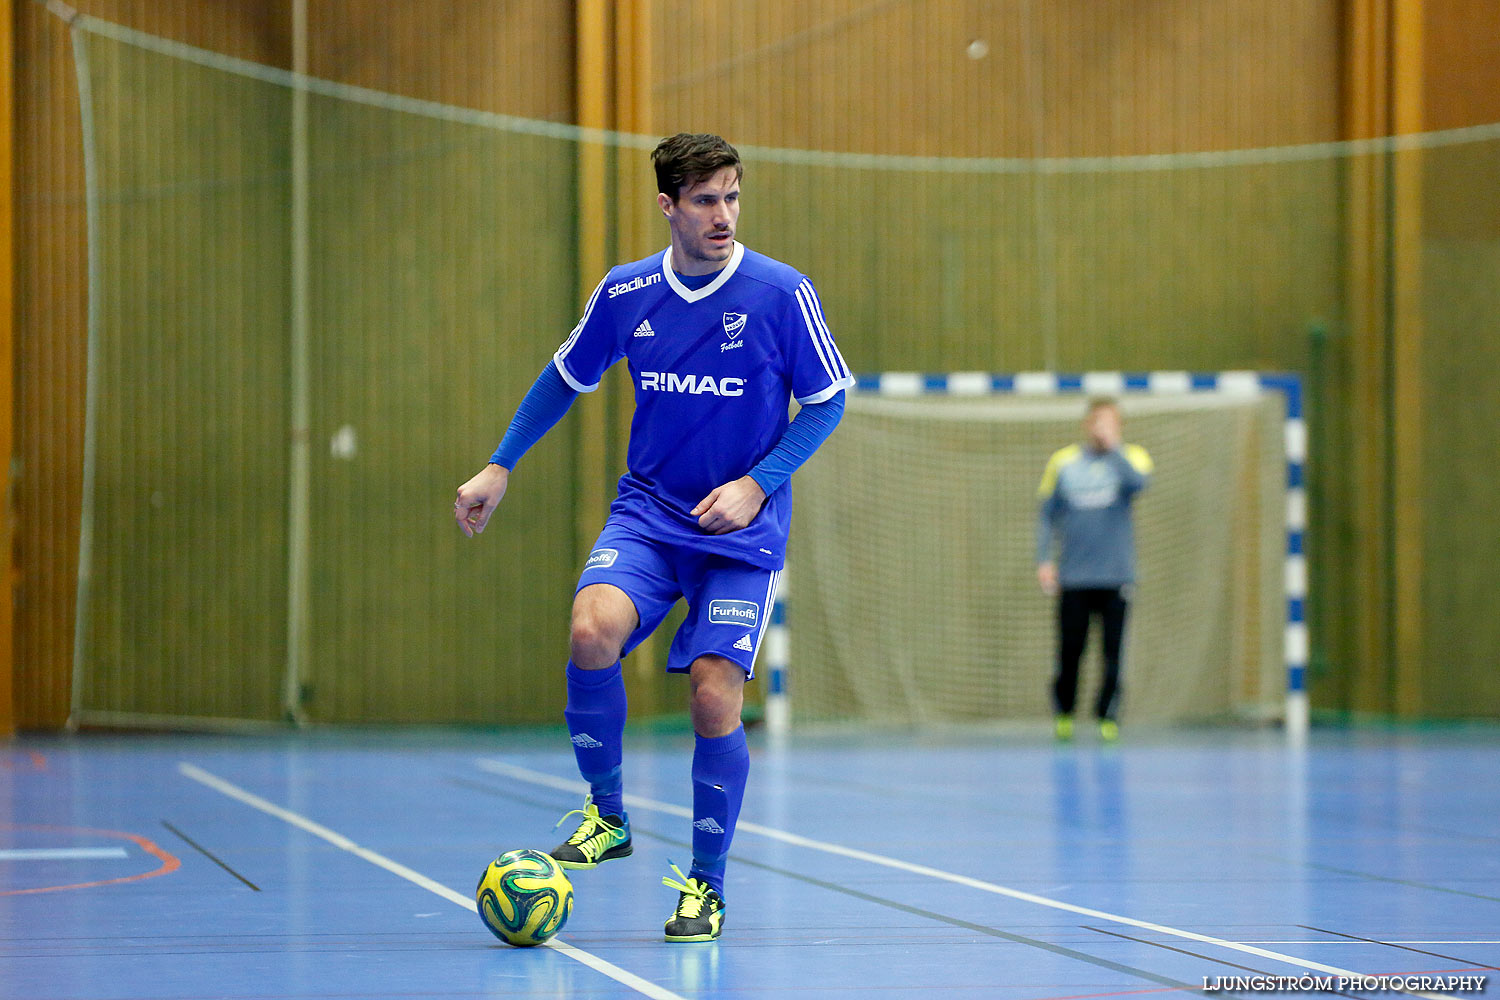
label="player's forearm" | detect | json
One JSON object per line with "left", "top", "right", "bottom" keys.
{"left": 745, "top": 391, "right": 846, "bottom": 495}
{"left": 489, "top": 361, "right": 579, "bottom": 468}
{"left": 1107, "top": 448, "right": 1149, "bottom": 495}
{"left": 1036, "top": 506, "right": 1056, "bottom": 564}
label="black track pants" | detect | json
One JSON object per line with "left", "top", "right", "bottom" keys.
{"left": 1051, "top": 587, "right": 1128, "bottom": 720}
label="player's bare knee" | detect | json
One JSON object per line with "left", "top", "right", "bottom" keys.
{"left": 689, "top": 658, "right": 745, "bottom": 736}
{"left": 568, "top": 618, "right": 622, "bottom": 667}
{"left": 690, "top": 696, "right": 740, "bottom": 737}
{"left": 569, "top": 596, "right": 632, "bottom": 668}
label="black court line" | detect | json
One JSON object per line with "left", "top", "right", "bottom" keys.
{"left": 454, "top": 772, "right": 1198, "bottom": 991}
{"left": 1083, "top": 926, "right": 1363, "bottom": 1000}
{"left": 1298, "top": 925, "right": 1500, "bottom": 973}
{"left": 160, "top": 819, "right": 260, "bottom": 891}
{"left": 1287, "top": 860, "right": 1500, "bottom": 905}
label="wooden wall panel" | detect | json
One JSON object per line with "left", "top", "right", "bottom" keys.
{"left": 0, "top": 0, "right": 12, "bottom": 738}
{"left": 648, "top": 0, "right": 1339, "bottom": 156}
{"left": 1422, "top": 0, "right": 1500, "bottom": 241}
{"left": 13, "top": 1, "right": 293, "bottom": 729}
{"left": 14, "top": 1, "right": 1499, "bottom": 725}
{"left": 306, "top": 1, "right": 573, "bottom": 120}
{"left": 1416, "top": 0, "right": 1500, "bottom": 717}
{"left": 13, "top": 1, "right": 576, "bottom": 727}
{"left": 1422, "top": 0, "right": 1500, "bottom": 131}
{"left": 643, "top": 0, "right": 1344, "bottom": 381}
{"left": 643, "top": 0, "right": 1355, "bottom": 710}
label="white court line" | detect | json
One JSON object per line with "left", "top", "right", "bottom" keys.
{"left": 478, "top": 758, "right": 1457, "bottom": 1000}
{"left": 0, "top": 847, "right": 129, "bottom": 861}
{"left": 177, "top": 763, "right": 686, "bottom": 1000}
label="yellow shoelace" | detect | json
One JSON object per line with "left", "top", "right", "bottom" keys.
{"left": 553, "top": 799, "right": 620, "bottom": 851}
{"left": 662, "top": 862, "right": 711, "bottom": 917}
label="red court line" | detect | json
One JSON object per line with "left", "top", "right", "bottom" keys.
{"left": 0, "top": 823, "right": 181, "bottom": 897}
{"left": 1, "top": 752, "right": 46, "bottom": 771}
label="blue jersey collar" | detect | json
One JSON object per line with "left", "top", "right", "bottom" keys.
{"left": 662, "top": 242, "right": 744, "bottom": 303}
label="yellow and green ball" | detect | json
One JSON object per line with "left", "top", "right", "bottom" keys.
{"left": 476, "top": 849, "right": 574, "bottom": 947}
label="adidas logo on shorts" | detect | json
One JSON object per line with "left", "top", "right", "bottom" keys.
{"left": 693, "top": 817, "right": 725, "bottom": 834}
{"left": 570, "top": 733, "right": 605, "bottom": 749}
{"left": 732, "top": 634, "right": 754, "bottom": 652}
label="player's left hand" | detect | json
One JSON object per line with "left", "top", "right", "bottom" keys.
{"left": 692, "top": 476, "right": 767, "bottom": 534}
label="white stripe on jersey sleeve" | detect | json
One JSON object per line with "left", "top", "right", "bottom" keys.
{"left": 794, "top": 282, "right": 840, "bottom": 386}
{"left": 800, "top": 281, "right": 851, "bottom": 380}
{"left": 793, "top": 280, "right": 855, "bottom": 403}
{"left": 552, "top": 276, "right": 608, "bottom": 393}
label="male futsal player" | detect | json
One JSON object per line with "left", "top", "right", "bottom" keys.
{"left": 454, "top": 133, "right": 853, "bottom": 941}
{"left": 1036, "top": 397, "right": 1152, "bottom": 741}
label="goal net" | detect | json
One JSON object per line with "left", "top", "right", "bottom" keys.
{"left": 786, "top": 375, "right": 1292, "bottom": 726}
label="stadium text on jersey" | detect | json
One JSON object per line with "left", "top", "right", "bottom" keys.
{"left": 607, "top": 273, "right": 662, "bottom": 298}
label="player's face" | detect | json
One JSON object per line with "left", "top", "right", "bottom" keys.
{"left": 1085, "top": 405, "right": 1122, "bottom": 451}
{"left": 659, "top": 167, "right": 740, "bottom": 275}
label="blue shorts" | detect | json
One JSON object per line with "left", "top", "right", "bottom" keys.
{"left": 576, "top": 520, "right": 780, "bottom": 678}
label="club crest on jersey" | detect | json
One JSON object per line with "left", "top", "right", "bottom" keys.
{"left": 721, "top": 312, "right": 747, "bottom": 352}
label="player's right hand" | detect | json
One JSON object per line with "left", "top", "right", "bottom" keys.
{"left": 1037, "top": 561, "right": 1059, "bottom": 596}
{"left": 454, "top": 463, "right": 510, "bottom": 537}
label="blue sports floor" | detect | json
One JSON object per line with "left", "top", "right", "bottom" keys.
{"left": 3, "top": 724, "right": 1498, "bottom": 999}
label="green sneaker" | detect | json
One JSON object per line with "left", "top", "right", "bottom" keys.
{"left": 549, "top": 798, "right": 632, "bottom": 870}
{"left": 1054, "top": 715, "right": 1074, "bottom": 741}
{"left": 1099, "top": 719, "right": 1119, "bottom": 742}
{"left": 662, "top": 863, "right": 725, "bottom": 942}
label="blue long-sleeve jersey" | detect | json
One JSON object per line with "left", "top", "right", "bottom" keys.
{"left": 1036, "top": 443, "right": 1153, "bottom": 588}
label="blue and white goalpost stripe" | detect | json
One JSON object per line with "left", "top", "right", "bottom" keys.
{"left": 765, "top": 371, "right": 1309, "bottom": 738}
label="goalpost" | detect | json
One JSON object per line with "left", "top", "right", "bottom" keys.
{"left": 765, "top": 371, "right": 1308, "bottom": 739}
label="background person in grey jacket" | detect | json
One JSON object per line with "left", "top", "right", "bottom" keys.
{"left": 1036, "top": 398, "right": 1153, "bottom": 741}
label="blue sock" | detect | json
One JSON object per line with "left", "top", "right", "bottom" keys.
{"left": 688, "top": 726, "right": 749, "bottom": 899}
{"left": 563, "top": 661, "right": 627, "bottom": 820}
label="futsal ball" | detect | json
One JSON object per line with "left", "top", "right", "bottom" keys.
{"left": 475, "top": 849, "right": 574, "bottom": 947}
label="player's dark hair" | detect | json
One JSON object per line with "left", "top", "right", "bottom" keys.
{"left": 652, "top": 133, "right": 742, "bottom": 201}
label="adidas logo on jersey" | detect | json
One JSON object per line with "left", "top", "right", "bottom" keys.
{"left": 693, "top": 817, "right": 726, "bottom": 834}
{"left": 733, "top": 634, "right": 754, "bottom": 652}
{"left": 633, "top": 320, "right": 655, "bottom": 338}
{"left": 570, "top": 733, "right": 605, "bottom": 749}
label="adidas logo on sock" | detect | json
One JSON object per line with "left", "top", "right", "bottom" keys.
{"left": 693, "top": 817, "right": 726, "bottom": 834}
{"left": 570, "top": 733, "right": 605, "bottom": 749}
{"left": 633, "top": 319, "right": 655, "bottom": 338}
{"left": 732, "top": 634, "right": 754, "bottom": 652}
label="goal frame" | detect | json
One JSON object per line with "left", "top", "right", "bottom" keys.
{"left": 764, "top": 370, "right": 1308, "bottom": 739}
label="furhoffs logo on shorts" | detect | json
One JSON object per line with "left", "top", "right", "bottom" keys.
{"left": 584, "top": 548, "right": 618, "bottom": 570}
{"left": 708, "top": 599, "right": 758, "bottom": 628}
